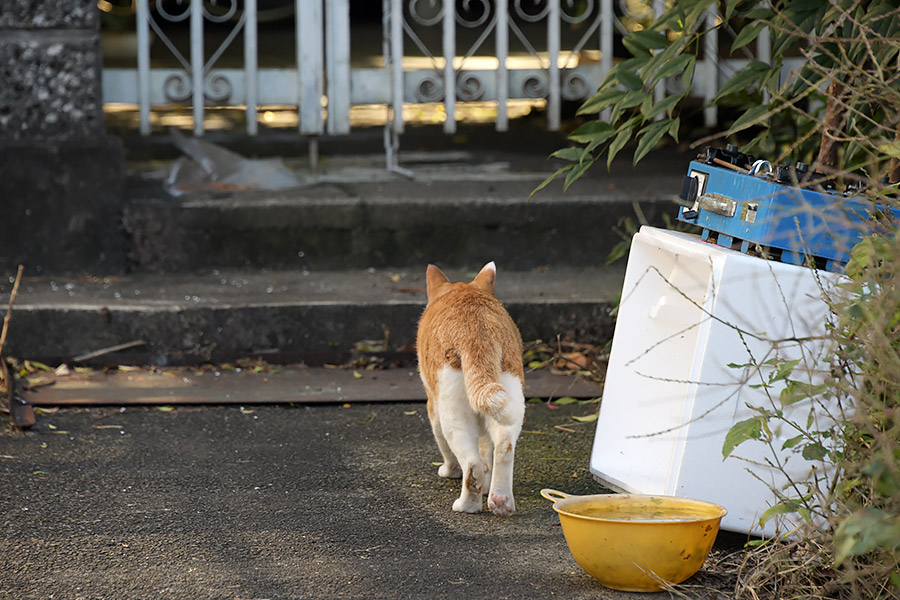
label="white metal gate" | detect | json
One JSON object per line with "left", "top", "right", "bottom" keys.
{"left": 101, "top": 1, "right": 780, "bottom": 156}
{"left": 103, "top": 0, "right": 350, "bottom": 136}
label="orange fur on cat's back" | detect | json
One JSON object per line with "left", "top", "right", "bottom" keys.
{"left": 417, "top": 264, "right": 524, "bottom": 423}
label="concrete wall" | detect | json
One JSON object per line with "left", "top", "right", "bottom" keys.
{"left": 0, "top": 0, "right": 126, "bottom": 276}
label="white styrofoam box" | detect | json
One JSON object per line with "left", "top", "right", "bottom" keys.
{"left": 590, "top": 226, "right": 842, "bottom": 537}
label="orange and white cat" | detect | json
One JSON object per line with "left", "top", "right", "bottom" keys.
{"left": 416, "top": 262, "right": 525, "bottom": 516}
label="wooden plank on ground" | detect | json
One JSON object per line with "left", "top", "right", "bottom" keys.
{"left": 25, "top": 366, "right": 601, "bottom": 407}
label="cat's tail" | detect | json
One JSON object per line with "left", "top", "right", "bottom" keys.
{"left": 461, "top": 347, "right": 516, "bottom": 426}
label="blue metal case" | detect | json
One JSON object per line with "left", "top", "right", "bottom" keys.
{"left": 676, "top": 157, "right": 893, "bottom": 272}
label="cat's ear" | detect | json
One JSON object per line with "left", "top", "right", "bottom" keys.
{"left": 425, "top": 264, "right": 451, "bottom": 303}
{"left": 470, "top": 261, "right": 496, "bottom": 296}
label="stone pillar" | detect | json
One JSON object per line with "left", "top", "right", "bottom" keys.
{"left": 0, "top": 0, "right": 127, "bottom": 275}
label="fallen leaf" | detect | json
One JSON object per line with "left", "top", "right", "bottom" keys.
{"left": 156, "top": 406, "right": 175, "bottom": 412}
{"left": 356, "top": 412, "right": 376, "bottom": 425}
{"left": 353, "top": 370, "right": 363, "bottom": 379}
{"left": 92, "top": 425, "right": 124, "bottom": 430}
{"left": 572, "top": 412, "right": 599, "bottom": 423}
{"left": 403, "top": 410, "right": 417, "bottom": 415}
{"left": 551, "top": 397, "right": 579, "bottom": 405}
{"left": 554, "top": 425, "right": 577, "bottom": 433}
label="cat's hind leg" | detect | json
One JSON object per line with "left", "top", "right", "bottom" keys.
{"left": 486, "top": 372, "right": 525, "bottom": 516}
{"left": 437, "top": 367, "right": 486, "bottom": 513}
{"left": 429, "top": 409, "right": 461, "bottom": 479}
{"left": 479, "top": 432, "right": 493, "bottom": 492}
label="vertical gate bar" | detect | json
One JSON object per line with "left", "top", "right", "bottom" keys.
{"left": 442, "top": 0, "right": 456, "bottom": 134}
{"left": 600, "top": 0, "right": 612, "bottom": 122}
{"left": 652, "top": 0, "right": 665, "bottom": 111}
{"left": 136, "top": 0, "right": 151, "bottom": 135}
{"left": 390, "top": 0, "right": 404, "bottom": 135}
{"left": 326, "top": 0, "right": 351, "bottom": 135}
{"left": 383, "top": 0, "right": 395, "bottom": 168}
{"left": 652, "top": 0, "right": 666, "bottom": 115}
{"left": 496, "top": 0, "right": 508, "bottom": 132}
{"left": 757, "top": 17, "right": 771, "bottom": 104}
{"left": 191, "top": 0, "right": 204, "bottom": 135}
{"left": 703, "top": 7, "right": 719, "bottom": 127}
{"left": 244, "top": 0, "right": 258, "bottom": 135}
{"left": 600, "top": 0, "right": 612, "bottom": 77}
{"left": 547, "top": 0, "right": 560, "bottom": 131}
{"left": 297, "top": 0, "right": 325, "bottom": 135}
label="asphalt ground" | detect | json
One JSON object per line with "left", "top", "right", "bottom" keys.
{"left": 0, "top": 398, "right": 740, "bottom": 600}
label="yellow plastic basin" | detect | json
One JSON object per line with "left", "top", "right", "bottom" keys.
{"left": 542, "top": 489, "right": 727, "bottom": 592}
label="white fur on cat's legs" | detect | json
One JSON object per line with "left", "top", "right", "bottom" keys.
{"left": 437, "top": 367, "right": 486, "bottom": 513}
{"left": 485, "top": 372, "right": 524, "bottom": 516}
{"left": 452, "top": 459, "right": 485, "bottom": 513}
{"left": 429, "top": 413, "right": 462, "bottom": 478}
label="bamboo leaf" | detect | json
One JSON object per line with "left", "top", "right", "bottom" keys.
{"left": 668, "top": 116, "right": 680, "bottom": 143}
{"left": 610, "top": 90, "right": 650, "bottom": 123}
{"left": 633, "top": 120, "right": 671, "bottom": 165}
{"left": 715, "top": 61, "right": 771, "bottom": 100}
{"left": 726, "top": 104, "right": 770, "bottom": 135}
{"left": 578, "top": 88, "right": 627, "bottom": 115}
{"left": 650, "top": 54, "right": 695, "bottom": 89}
{"left": 632, "top": 29, "right": 670, "bottom": 50}
{"left": 568, "top": 120, "right": 615, "bottom": 144}
{"left": 642, "top": 93, "right": 684, "bottom": 120}
{"left": 622, "top": 36, "right": 652, "bottom": 58}
{"left": 642, "top": 42, "right": 683, "bottom": 82}
{"left": 731, "top": 20, "right": 768, "bottom": 53}
{"left": 617, "top": 69, "right": 645, "bottom": 92}
{"left": 549, "top": 147, "right": 583, "bottom": 162}
{"left": 606, "top": 126, "right": 635, "bottom": 169}
{"left": 530, "top": 164, "right": 573, "bottom": 199}
{"left": 563, "top": 159, "right": 594, "bottom": 192}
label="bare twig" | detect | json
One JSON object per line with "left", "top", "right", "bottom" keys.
{"left": 72, "top": 339, "right": 147, "bottom": 363}
{"left": 0, "top": 265, "right": 24, "bottom": 360}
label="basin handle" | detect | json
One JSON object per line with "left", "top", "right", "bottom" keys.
{"left": 540, "top": 489, "right": 571, "bottom": 503}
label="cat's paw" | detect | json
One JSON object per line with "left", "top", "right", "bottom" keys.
{"left": 452, "top": 496, "right": 483, "bottom": 513}
{"left": 488, "top": 493, "right": 516, "bottom": 516}
{"left": 438, "top": 462, "right": 462, "bottom": 479}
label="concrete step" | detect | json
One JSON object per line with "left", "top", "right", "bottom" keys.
{"left": 122, "top": 149, "right": 685, "bottom": 272}
{"left": 1, "top": 266, "right": 624, "bottom": 365}
{"left": 25, "top": 365, "right": 603, "bottom": 406}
